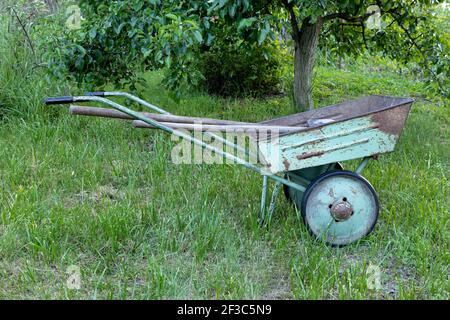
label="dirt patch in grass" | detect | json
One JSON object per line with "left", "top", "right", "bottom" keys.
{"left": 261, "top": 274, "right": 293, "bottom": 300}
{"left": 64, "top": 185, "right": 126, "bottom": 208}
{"left": 338, "top": 249, "right": 422, "bottom": 298}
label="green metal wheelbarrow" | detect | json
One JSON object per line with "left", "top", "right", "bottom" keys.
{"left": 45, "top": 93, "right": 414, "bottom": 246}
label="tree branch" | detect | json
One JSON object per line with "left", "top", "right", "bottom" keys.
{"left": 323, "top": 10, "right": 378, "bottom": 23}
{"left": 384, "top": 9, "right": 445, "bottom": 94}
{"left": 280, "top": 0, "right": 300, "bottom": 41}
{"left": 11, "top": 7, "right": 36, "bottom": 59}
{"left": 361, "top": 21, "right": 368, "bottom": 50}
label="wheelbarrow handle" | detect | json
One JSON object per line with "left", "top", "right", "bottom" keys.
{"left": 44, "top": 96, "right": 74, "bottom": 105}
{"left": 84, "top": 92, "right": 106, "bottom": 97}
{"left": 44, "top": 96, "right": 96, "bottom": 105}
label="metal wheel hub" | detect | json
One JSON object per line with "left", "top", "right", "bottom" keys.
{"left": 330, "top": 200, "right": 354, "bottom": 222}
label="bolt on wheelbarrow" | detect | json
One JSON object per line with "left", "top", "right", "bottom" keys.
{"left": 45, "top": 92, "right": 414, "bottom": 246}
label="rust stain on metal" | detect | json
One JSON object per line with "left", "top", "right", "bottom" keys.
{"left": 330, "top": 201, "right": 354, "bottom": 221}
{"left": 308, "top": 138, "right": 326, "bottom": 146}
{"left": 283, "top": 159, "right": 290, "bottom": 170}
{"left": 328, "top": 188, "right": 335, "bottom": 198}
{"left": 370, "top": 104, "right": 411, "bottom": 136}
{"left": 296, "top": 151, "right": 325, "bottom": 160}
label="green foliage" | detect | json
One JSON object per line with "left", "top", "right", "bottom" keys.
{"left": 201, "top": 0, "right": 449, "bottom": 99}
{"left": 46, "top": 1, "right": 207, "bottom": 94}
{"left": 44, "top": 0, "right": 283, "bottom": 96}
{"left": 45, "top": 0, "right": 448, "bottom": 100}
{"left": 195, "top": 26, "right": 286, "bottom": 97}
{"left": 0, "top": 64, "right": 448, "bottom": 299}
{"left": 0, "top": 1, "right": 69, "bottom": 120}
{"left": 321, "top": 1, "right": 449, "bottom": 97}
{"left": 0, "top": 3, "right": 448, "bottom": 300}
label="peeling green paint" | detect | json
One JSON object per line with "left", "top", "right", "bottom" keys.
{"left": 259, "top": 116, "right": 401, "bottom": 174}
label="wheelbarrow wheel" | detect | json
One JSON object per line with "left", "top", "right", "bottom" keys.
{"left": 283, "top": 162, "right": 343, "bottom": 204}
{"left": 301, "top": 170, "right": 379, "bottom": 246}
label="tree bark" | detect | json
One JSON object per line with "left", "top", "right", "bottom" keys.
{"left": 293, "top": 18, "right": 323, "bottom": 112}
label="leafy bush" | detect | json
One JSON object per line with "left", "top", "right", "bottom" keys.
{"left": 43, "top": 1, "right": 290, "bottom": 99}
{"left": 43, "top": 1, "right": 208, "bottom": 95}
{"left": 195, "top": 32, "right": 286, "bottom": 97}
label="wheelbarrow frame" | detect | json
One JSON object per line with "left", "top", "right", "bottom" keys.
{"left": 45, "top": 92, "right": 413, "bottom": 245}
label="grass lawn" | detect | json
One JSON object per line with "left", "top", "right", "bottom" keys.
{"left": 0, "top": 64, "right": 448, "bottom": 299}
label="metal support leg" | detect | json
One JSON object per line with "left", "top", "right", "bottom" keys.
{"left": 259, "top": 175, "right": 269, "bottom": 223}
{"left": 356, "top": 157, "right": 371, "bottom": 174}
{"left": 260, "top": 178, "right": 281, "bottom": 225}
{"left": 267, "top": 182, "right": 281, "bottom": 223}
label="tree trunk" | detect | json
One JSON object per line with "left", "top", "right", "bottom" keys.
{"left": 293, "top": 18, "right": 323, "bottom": 112}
